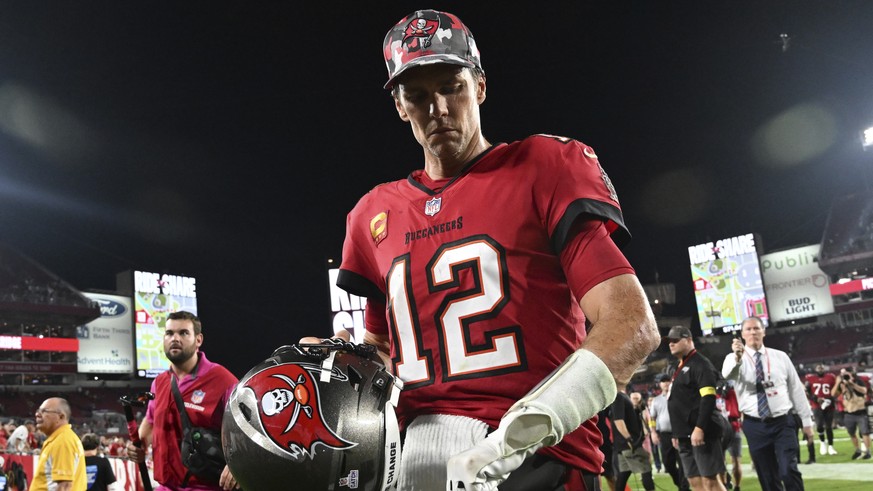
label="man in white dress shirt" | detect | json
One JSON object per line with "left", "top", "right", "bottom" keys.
{"left": 721, "top": 316, "right": 813, "bottom": 491}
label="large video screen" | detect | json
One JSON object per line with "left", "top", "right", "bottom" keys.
{"left": 127, "top": 271, "right": 198, "bottom": 378}
{"left": 688, "top": 233, "right": 768, "bottom": 335}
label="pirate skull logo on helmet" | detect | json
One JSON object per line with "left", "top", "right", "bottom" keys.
{"left": 222, "top": 342, "right": 403, "bottom": 490}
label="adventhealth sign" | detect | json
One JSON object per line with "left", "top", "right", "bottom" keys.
{"left": 78, "top": 293, "right": 135, "bottom": 374}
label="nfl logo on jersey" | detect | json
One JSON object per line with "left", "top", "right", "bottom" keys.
{"left": 424, "top": 197, "right": 442, "bottom": 216}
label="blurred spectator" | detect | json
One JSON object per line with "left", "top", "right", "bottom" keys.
{"left": 716, "top": 380, "right": 743, "bottom": 490}
{"left": 597, "top": 407, "right": 616, "bottom": 491}
{"left": 25, "top": 420, "right": 40, "bottom": 452}
{"left": 611, "top": 386, "right": 655, "bottom": 491}
{"left": 649, "top": 374, "right": 688, "bottom": 491}
{"left": 6, "top": 420, "right": 30, "bottom": 454}
{"left": 0, "top": 422, "right": 9, "bottom": 450}
{"left": 82, "top": 433, "right": 117, "bottom": 491}
{"left": 108, "top": 437, "right": 125, "bottom": 457}
{"left": 644, "top": 393, "right": 661, "bottom": 473}
{"left": 833, "top": 366, "right": 871, "bottom": 460}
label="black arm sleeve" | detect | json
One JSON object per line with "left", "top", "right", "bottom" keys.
{"left": 696, "top": 394, "right": 717, "bottom": 430}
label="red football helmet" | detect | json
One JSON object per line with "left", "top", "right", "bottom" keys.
{"left": 222, "top": 340, "right": 403, "bottom": 490}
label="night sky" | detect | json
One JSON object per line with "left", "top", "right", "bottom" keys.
{"left": 1, "top": 2, "right": 871, "bottom": 377}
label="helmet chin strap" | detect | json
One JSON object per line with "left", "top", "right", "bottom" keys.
{"left": 279, "top": 338, "right": 380, "bottom": 360}
{"left": 320, "top": 350, "right": 337, "bottom": 383}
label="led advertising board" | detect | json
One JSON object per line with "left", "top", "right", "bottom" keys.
{"left": 760, "top": 245, "right": 834, "bottom": 322}
{"left": 689, "top": 233, "right": 768, "bottom": 335}
{"left": 0, "top": 336, "right": 78, "bottom": 351}
{"left": 0, "top": 333, "right": 79, "bottom": 372}
{"left": 830, "top": 277, "right": 873, "bottom": 296}
{"left": 328, "top": 268, "right": 367, "bottom": 342}
{"left": 127, "top": 271, "right": 197, "bottom": 378}
{"left": 77, "top": 293, "right": 135, "bottom": 374}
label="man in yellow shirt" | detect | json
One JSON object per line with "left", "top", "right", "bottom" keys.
{"left": 32, "top": 397, "right": 86, "bottom": 491}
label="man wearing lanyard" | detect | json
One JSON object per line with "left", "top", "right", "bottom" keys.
{"left": 721, "top": 316, "right": 814, "bottom": 491}
{"left": 665, "top": 326, "right": 725, "bottom": 491}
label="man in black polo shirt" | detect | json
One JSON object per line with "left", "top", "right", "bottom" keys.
{"left": 666, "top": 326, "right": 726, "bottom": 491}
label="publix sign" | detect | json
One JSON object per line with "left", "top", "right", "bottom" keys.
{"left": 760, "top": 244, "right": 834, "bottom": 322}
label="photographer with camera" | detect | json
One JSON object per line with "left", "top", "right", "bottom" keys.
{"left": 834, "top": 366, "right": 871, "bottom": 460}
{"left": 126, "top": 311, "right": 240, "bottom": 490}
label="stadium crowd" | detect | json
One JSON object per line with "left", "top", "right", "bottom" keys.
{"left": 0, "top": 386, "right": 141, "bottom": 459}
{"left": 0, "top": 317, "right": 866, "bottom": 491}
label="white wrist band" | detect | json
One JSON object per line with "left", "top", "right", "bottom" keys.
{"left": 446, "top": 348, "right": 617, "bottom": 490}
{"left": 501, "top": 347, "right": 617, "bottom": 451}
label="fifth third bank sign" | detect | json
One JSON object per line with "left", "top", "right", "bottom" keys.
{"left": 77, "top": 292, "right": 135, "bottom": 374}
{"left": 760, "top": 244, "right": 834, "bottom": 322}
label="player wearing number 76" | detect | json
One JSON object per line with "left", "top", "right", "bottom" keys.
{"left": 326, "top": 9, "right": 659, "bottom": 491}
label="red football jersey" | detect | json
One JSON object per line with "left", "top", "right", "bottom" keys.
{"left": 337, "top": 135, "right": 633, "bottom": 472}
{"left": 805, "top": 372, "right": 837, "bottom": 400}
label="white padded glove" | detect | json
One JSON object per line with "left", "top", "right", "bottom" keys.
{"left": 445, "top": 413, "right": 545, "bottom": 490}
{"left": 447, "top": 349, "right": 616, "bottom": 490}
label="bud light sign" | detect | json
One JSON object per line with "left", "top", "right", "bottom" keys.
{"left": 760, "top": 244, "right": 834, "bottom": 322}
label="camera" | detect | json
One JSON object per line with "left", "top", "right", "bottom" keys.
{"left": 842, "top": 373, "right": 853, "bottom": 381}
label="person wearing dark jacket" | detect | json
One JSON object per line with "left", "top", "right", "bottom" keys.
{"left": 611, "top": 386, "right": 655, "bottom": 491}
{"left": 666, "top": 326, "right": 726, "bottom": 491}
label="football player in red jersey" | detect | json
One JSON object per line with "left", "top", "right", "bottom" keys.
{"left": 804, "top": 363, "right": 838, "bottom": 456}
{"left": 304, "top": 9, "right": 660, "bottom": 491}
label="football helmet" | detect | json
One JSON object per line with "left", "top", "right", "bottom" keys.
{"left": 222, "top": 340, "right": 403, "bottom": 490}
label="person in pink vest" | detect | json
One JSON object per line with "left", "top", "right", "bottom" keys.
{"left": 127, "top": 311, "right": 239, "bottom": 490}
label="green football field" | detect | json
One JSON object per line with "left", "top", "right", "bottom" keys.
{"left": 616, "top": 428, "right": 872, "bottom": 491}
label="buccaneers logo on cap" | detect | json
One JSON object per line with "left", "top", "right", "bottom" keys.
{"left": 245, "top": 363, "right": 355, "bottom": 461}
{"left": 403, "top": 16, "right": 439, "bottom": 50}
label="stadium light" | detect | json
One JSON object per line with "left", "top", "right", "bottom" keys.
{"left": 863, "top": 125, "right": 873, "bottom": 151}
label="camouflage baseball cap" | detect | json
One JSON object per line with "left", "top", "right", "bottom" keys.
{"left": 383, "top": 10, "right": 483, "bottom": 90}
